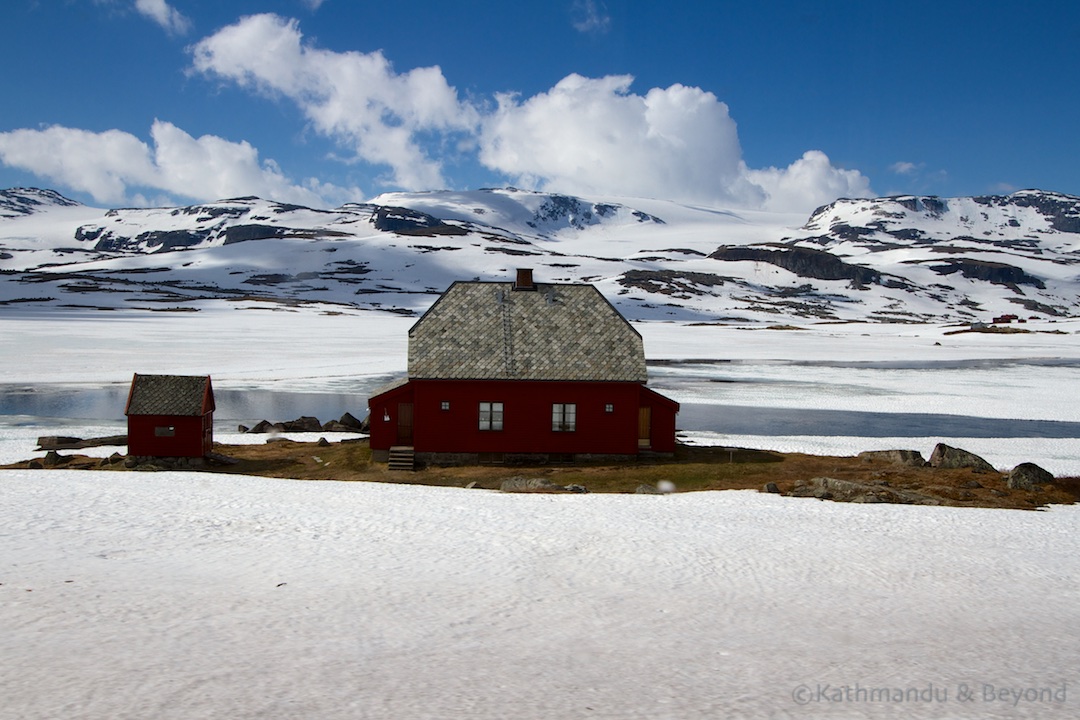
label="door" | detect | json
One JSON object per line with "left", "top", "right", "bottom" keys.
{"left": 638, "top": 406, "right": 651, "bottom": 449}
{"left": 397, "top": 403, "right": 414, "bottom": 446}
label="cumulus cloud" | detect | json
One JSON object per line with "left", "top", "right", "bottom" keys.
{"left": 747, "top": 151, "right": 873, "bottom": 212}
{"left": 186, "top": 15, "right": 872, "bottom": 213}
{"left": 134, "top": 0, "right": 191, "bottom": 35}
{"left": 0, "top": 121, "right": 360, "bottom": 207}
{"left": 571, "top": 0, "right": 611, "bottom": 34}
{"left": 479, "top": 74, "right": 766, "bottom": 206}
{"left": 190, "top": 13, "right": 479, "bottom": 190}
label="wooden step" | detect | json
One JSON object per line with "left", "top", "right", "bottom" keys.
{"left": 388, "top": 446, "right": 415, "bottom": 472}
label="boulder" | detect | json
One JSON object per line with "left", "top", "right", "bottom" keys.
{"left": 500, "top": 477, "right": 567, "bottom": 493}
{"left": 317, "top": 437, "right": 331, "bottom": 447}
{"left": 928, "top": 443, "right": 995, "bottom": 472}
{"left": 281, "top": 416, "right": 322, "bottom": 432}
{"left": 339, "top": 412, "right": 365, "bottom": 431}
{"left": 323, "top": 420, "right": 363, "bottom": 433}
{"left": 26, "top": 459, "right": 43, "bottom": 469}
{"left": 247, "top": 420, "right": 276, "bottom": 434}
{"left": 1007, "top": 462, "right": 1055, "bottom": 490}
{"left": 762, "top": 482, "right": 780, "bottom": 494}
{"left": 43, "top": 450, "right": 66, "bottom": 467}
{"left": 237, "top": 424, "right": 250, "bottom": 433}
{"left": 564, "top": 484, "right": 589, "bottom": 494}
{"left": 858, "top": 449, "right": 927, "bottom": 467}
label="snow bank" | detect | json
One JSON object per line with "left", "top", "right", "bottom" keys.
{"left": 2, "top": 470, "right": 1077, "bottom": 719}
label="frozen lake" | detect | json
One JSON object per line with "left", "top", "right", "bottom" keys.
{"left": 1, "top": 309, "right": 1078, "bottom": 473}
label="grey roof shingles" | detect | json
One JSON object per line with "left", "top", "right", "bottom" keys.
{"left": 408, "top": 282, "right": 646, "bottom": 382}
{"left": 126, "top": 374, "right": 214, "bottom": 416}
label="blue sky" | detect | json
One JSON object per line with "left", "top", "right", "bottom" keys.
{"left": 1, "top": 0, "right": 1077, "bottom": 213}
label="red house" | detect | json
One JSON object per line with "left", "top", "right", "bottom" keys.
{"left": 368, "top": 270, "right": 679, "bottom": 467}
{"left": 125, "top": 374, "right": 215, "bottom": 462}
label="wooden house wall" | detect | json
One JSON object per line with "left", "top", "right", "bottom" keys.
{"left": 127, "top": 413, "right": 212, "bottom": 458}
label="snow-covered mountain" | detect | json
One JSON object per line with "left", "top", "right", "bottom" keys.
{"left": 1, "top": 186, "right": 1078, "bottom": 323}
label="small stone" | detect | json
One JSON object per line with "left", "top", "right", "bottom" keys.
{"left": 317, "top": 437, "right": 331, "bottom": 447}
{"left": 762, "top": 482, "right": 780, "bottom": 494}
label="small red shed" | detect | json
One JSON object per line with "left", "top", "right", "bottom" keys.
{"left": 368, "top": 270, "right": 679, "bottom": 466}
{"left": 125, "top": 374, "right": 215, "bottom": 460}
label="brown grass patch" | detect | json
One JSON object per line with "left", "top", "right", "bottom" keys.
{"left": 9, "top": 439, "right": 1078, "bottom": 511}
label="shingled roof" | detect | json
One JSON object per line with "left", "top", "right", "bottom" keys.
{"left": 408, "top": 281, "right": 646, "bottom": 382}
{"left": 125, "top": 374, "right": 215, "bottom": 416}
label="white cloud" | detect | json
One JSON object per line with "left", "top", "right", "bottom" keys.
{"left": 301, "top": 0, "right": 328, "bottom": 9}
{"left": 182, "top": 15, "right": 872, "bottom": 214}
{"left": 478, "top": 74, "right": 871, "bottom": 212}
{"left": 134, "top": 0, "right": 192, "bottom": 35}
{"left": 190, "top": 13, "right": 479, "bottom": 191}
{"left": 746, "top": 151, "right": 873, "bottom": 213}
{"left": 571, "top": 0, "right": 611, "bottom": 34}
{"left": 479, "top": 74, "right": 762, "bottom": 206}
{"left": 0, "top": 121, "right": 361, "bottom": 207}
{"left": 890, "top": 161, "right": 922, "bottom": 175}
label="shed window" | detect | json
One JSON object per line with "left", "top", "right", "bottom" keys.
{"left": 154, "top": 426, "right": 175, "bottom": 437}
{"left": 605, "top": 403, "right": 614, "bottom": 413}
{"left": 441, "top": 401, "right": 450, "bottom": 411}
{"left": 479, "top": 402, "right": 504, "bottom": 431}
{"left": 552, "top": 403, "right": 576, "bottom": 432}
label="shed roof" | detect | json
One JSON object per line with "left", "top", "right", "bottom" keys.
{"left": 408, "top": 282, "right": 646, "bottom": 382}
{"left": 125, "top": 374, "right": 215, "bottom": 416}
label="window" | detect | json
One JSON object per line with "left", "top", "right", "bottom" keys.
{"left": 154, "top": 426, "right": 175, "bottom": 437}
{"left": 552, "top": 403, "right": 576, "bottom": 432}
{"left": 440, "top": 401, "right": 450, "bottom": 411}
{"left": 479, "top": 402, "right": 504, "bottom": 431}
{"left": 605, "top": 403, "right": 614, "bottom": 413}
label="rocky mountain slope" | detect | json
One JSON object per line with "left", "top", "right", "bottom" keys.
{"left": 1, "top": 186, "right": 1077, "bottom": 323}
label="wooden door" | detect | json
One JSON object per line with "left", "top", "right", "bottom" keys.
{"left": 638, "top": 406, "right": 651, "bottom": 449}
{"left": 397, "top": 403, "right": 414, "bottom": 446}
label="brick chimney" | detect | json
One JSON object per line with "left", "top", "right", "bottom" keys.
{"left": 513, "top": 268, "right": 536, "bottom": 291}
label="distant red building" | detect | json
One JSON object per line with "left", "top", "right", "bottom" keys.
{"left": 368, "top": 270, "right": 679, "bottom": 467}
{"left": 125, "top": 374, "right": 215, "bottom": 461}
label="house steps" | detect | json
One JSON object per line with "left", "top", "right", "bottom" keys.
{"left": 388, "top": 446, "right": 415, "bottom": 471}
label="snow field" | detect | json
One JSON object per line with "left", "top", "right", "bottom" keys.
{"left": 2, "top": 470, "right": 1078, "bottom": 719}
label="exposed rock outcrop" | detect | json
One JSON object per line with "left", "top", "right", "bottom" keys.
{"left": 709, "top": 245, "right": 881, "bottom": 287}
{"left": 790, "top": 477, "right": 941, "bottom": 505}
